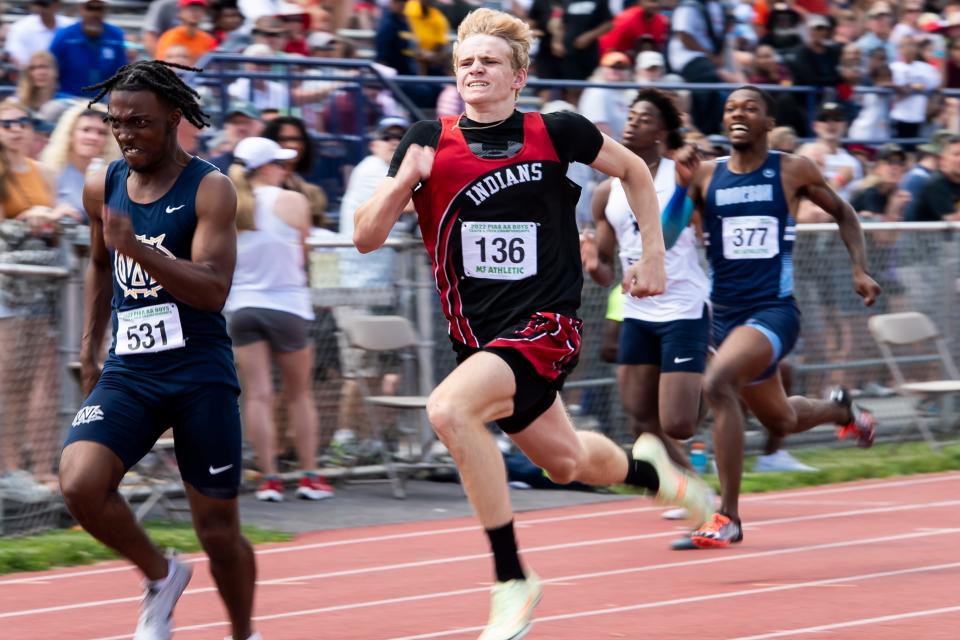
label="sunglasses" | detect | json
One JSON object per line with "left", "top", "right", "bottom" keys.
{"left": 380, "top": 132, "right": 404, "bottom": 141}
{"left": 254, "top": 29, "right": 287, "bottom": 37}
{"left": 817, "top": 115, "right": 845, "bottom": 123}
{"left": 278, "top": 135, "right": 304, "bottom": 143}
{"left": 0, "top": 117, "right": 32, "bottom": 129}
{"left": 84, "top": 3, "right": 106, "bottom": 12}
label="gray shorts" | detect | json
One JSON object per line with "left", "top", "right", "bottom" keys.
{"left": 228, "top": 307, "right": 310, "bottom": 352}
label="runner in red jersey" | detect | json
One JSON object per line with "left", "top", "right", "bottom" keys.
{"left": 354, "top": 9, "right": 715, "bottom": 639}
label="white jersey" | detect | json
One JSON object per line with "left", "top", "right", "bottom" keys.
{"left": 605, "top": 157, "right": 709, "bottom": 322}
{"left": 225, "top": 185, "right": 315, "bottom": 321}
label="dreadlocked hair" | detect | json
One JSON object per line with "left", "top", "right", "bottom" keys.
{"left": 83, "top": 60, "right": 211, "bottom": 129}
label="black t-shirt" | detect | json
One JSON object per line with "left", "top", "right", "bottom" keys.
{"left": 388, "top": 110, "right": 604, "bottom": 178}
{"left": 913, "top": 172, "right": 960, "bottom": 222}
{"left": 851, "top": 185, "right": 890, "bottom": 217}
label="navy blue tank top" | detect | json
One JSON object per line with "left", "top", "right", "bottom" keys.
{"left": 703, "top": 151, "right": 795, "bottom": 306}
{"left": 101, "top": 157, "right": 238, "bottom": 389}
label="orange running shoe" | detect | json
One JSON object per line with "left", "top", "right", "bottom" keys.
{"left": 691, "top": 513, "right": 743, "bottom": 549}
{"left": 830, "top": 386, "right": 878, "bottom": 448}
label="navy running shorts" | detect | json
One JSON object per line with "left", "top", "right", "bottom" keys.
{"left": 618, "top": 305, "right": 710, "bottom": 373}
{"left": 711, "top": 297, "right": 801, "bottom": 382}
{"left": 454, "top": 311, "right": 583, "bottom": 434}
{"left": 63, "top": 371, "right": 243, "bottom": 499}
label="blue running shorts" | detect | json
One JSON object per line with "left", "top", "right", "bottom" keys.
{"left": 64, "top": 371, "right": 242, "bottom": 499}
{"left": 711, "top": 297, "right": 801, "bottom": 382}
{"left": 618, "top": 305, "right": 710, "bottom": 373}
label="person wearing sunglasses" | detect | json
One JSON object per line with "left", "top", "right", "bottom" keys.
{"left": 261, "top": 115, "right": 328, "bottom": 228}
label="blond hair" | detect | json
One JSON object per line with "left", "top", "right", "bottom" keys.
{"left": 453, "top": 8, "right": 533, "bottom": 72}
{"left": 40, "top": 102, "right": 120, "bottom": 174}
{"left": 16, "top": 51, "right": 59, "bottom": 112}
{"left": 228, "top": 162, "right": 257, "bottom": 231}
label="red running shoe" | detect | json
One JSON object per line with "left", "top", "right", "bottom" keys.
{"left": 255, "top": 477, "right": 284, "bottom": 502}
{"left": 297, "top": 474, "right": 334, "bottom": 500}
{"left": 830, "top": 386, "right": 878, "bottom": 448}
{"left": 691, "top": 513, "right": 743, "bottom": 549}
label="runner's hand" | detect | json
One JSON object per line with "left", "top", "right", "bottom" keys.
{"left": 396, "top": 144, "right": 435, "bottom": 191}
{"left": 673, "top": 145, "right": 700, "bottom": 189}
{"left": 80, "top": 359, "right": 102, "bottom": 397}
{"left": 579, "top": 229, "right": 599, "bottom": 272}
{"left": 624, "top": 254, "right": 666, "bottom": 298}
{"left": 102, "top": 206, "right": 139, "bottom": 256}
{"left": 853, "top": 270, "right": 881, "bottom": 307}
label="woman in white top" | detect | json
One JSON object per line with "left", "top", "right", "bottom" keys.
{"left": 225, "top": 137, "right": 332, "bottom": 502}
{"left": 582, "top": 88, "right": 710, "bottom": 473}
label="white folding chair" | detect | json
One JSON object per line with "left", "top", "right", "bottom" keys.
{"left": 867, "top": 312, "right": 960, "bottom": 449}
{"left": 337, "top": 313, "right": 442, "bottom": 498}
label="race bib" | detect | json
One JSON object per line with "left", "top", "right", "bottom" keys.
{"left": 721, "top": 216, "right": 779, "bottom": 260}
{"left": 116, "top": 303, "right": 185, "bottom": 355}
{"left": 461, "top": 221, "right": 537, "bottom": 280}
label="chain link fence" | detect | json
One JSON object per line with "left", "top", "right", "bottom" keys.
{"left": 1, "top": 222, "right": 958, "bottom": 535}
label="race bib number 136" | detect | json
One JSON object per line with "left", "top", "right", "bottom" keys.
{"left": 116, "top": 303, "right": 186, "bottom": 355}
{"left": 461, "top": 221, "right": 537, "bottom": 280}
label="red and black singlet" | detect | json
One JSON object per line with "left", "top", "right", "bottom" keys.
{"left": 409, "top": 112, "right": 591, "bottom": 348}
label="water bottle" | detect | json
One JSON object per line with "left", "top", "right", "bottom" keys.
{"left": 690, "top": 442, "right": 708, "bottom": 475}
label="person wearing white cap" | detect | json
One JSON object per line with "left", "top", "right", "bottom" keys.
{"left": 223, "top": 136, "right": 333, "bottom": 504}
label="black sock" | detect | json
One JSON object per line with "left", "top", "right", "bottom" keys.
{"left": 485, "top": 520, "right": 526, "bottom": 583}
{"left": 623, "top": 450, "right": 659, "bottom": 492}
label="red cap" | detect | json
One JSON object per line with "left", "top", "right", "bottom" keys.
{"left": 178, "top": 0, "right": 207, "bottom": 7}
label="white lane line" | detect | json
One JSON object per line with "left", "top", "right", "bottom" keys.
{"left": 386, "top": 564, "right": 960, "bottom": 640}
{"left": 86, "top": 530, "right": 960, "bottom": 639}
{"left": 6, "top": 500, "right": 960, "bottom": 620}
{"left": 730, "top": 605, "right": 960, "bottom": 639}
{"left": 3, "top": 472, "right": 957, "bottom": 588}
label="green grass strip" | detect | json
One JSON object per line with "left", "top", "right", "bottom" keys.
{"left": 0, "top": 522, "right": 291, "bottom": 575}
{"left": 611, "top": 441, "right": 960, "bottom": 495}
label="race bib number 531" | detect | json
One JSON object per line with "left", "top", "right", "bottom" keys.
{"left": 721, "top": 215, "right": 779, "bottom": 260}
{"left": 461, "top": 221, "right": 537, "bottom": 280}
{"left": 116, "top": 303, "right": 186, "bottom": 355}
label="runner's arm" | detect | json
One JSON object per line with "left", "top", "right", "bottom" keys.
{"left": 792, "top": 155, "right": 881, "bottom": 306}
{"left": 79, "top": 169, "right": 113, "bottom": 377}
{"left": 584, "top": 177, "right": 617, "bottom": 287}
{"left": 104, "top": 171, "right": 238, "bottom": 311}
{"left": 590, "top": 135, "right": 664, "bottom": 263}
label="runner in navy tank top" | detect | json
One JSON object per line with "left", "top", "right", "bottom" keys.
{"left": 679, "top": 86, "right": 882, "bottom": 549}
{"left": 58, "top": 61, "right": 259, "bottom": 640}
{"left": 354, "top": 10, "right": 714, "bottom": 639}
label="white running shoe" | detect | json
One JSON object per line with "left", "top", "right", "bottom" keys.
{"left": 632, "top": 433, "right": 714, "bottom": 528}
{"left": 661, "top": 507, "right": 689, "bottom": 520}
{"left": 133, "top": 555, "right": 192, "bottom": 640}
{"left": 755, "top": 450, "right": 818, "bottom": 472}
{"left": 225, "top": 633, "right": 262, "bottom": 640}
{"left": 477, "top": 572, "right": 542, "bottom": 640}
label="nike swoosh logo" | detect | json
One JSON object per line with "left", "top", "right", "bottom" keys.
{"left": 208, "top": 464, "right": 234, "bottom": 475}
{"left": 674, "top": 357, "right": 694, "bottom": 364}
{"left": 165, "top": 204, "right": 186, "bottom": 213}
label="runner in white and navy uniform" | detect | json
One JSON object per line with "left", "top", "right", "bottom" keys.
{"left": 582, "top": 88, "right": 709, "bottom": 474}
{"left": 682, "top": 86, "right": 881, "bottom": 549}
{"left": 352, "top": 10, "right": 715, "bottom": 639}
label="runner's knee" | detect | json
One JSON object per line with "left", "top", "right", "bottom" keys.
{"left": 539, "top": 452, "right": 581, "bottom": 485}
{"left": 703, "top": 369, "right": 738, "bottom": 407}
{"left": 662, "top": 416, "right": 697, "bottom": 441}
{"left": 59, "top": 468, "right": 111, "bottom": 522}
{"left": 194, "top": 514, "right": 242, "bottom": 561}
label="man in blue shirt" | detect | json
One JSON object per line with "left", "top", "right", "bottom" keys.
{"left": 49, "top": 0, "right": 126, "bottom": 96}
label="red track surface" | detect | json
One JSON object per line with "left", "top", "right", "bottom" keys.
{"left": 3, "top": 472, "right": 959, "bottom": 640}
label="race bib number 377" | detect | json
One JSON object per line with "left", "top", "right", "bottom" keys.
{"left": 116, "top": 303, "right": 186, "bottom": 356}
{"left": 461, "top": 221, "right": 537, "bottom": 280}
{"left": 721, "top": 215, "right": 779, "bottom": 260}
